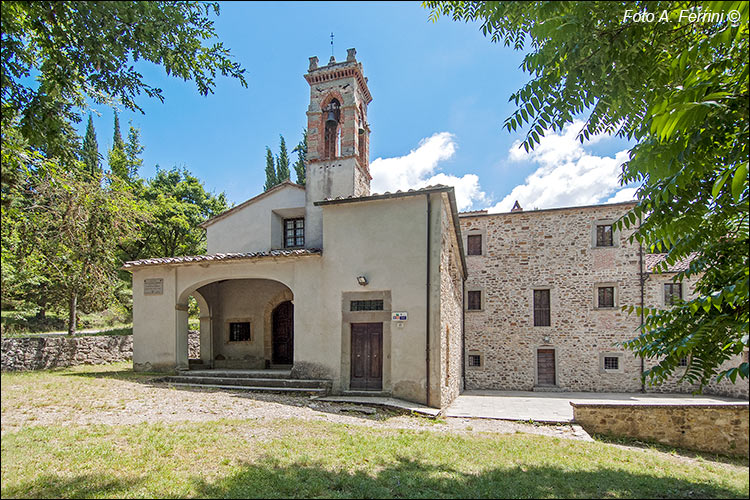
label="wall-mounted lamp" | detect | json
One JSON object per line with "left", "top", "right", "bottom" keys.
{"left": 542, "top": 336, "right": 551, "bottom": 344}
{"left": 356, "top": 275, "right": 368, "bottom": 286}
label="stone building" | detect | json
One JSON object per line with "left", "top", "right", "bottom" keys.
{"left": 459, "top": 204, "right": 748, "bottom": 399}
{"left": 125, "top": 49, "right": 466, "bottom": 408}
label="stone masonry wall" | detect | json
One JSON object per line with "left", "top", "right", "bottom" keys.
{"left": 461, "top": 203, "right": 643, "bottom": 392}
{"left": 438, "top": 199, "right": 463, "bottom": 406}
{"left": 572, "top": 402, "right": 749, "bottom": 457}
{"left": 459, "top": 203, "right": 749, "bottom": 399}
{"left": 2, "top": 331, "right": 200, "bottom": 371}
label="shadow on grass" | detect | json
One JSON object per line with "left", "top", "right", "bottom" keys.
{"left": 1, "top": 473, "right": 145, "bottom": 499}
{"left": 190, "top": 456, "right": 746, "bottom": 499}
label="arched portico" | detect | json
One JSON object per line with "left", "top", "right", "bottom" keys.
{"left": 175, "top": 278, "right": 294, "bottom": 370}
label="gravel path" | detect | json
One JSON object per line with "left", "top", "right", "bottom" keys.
{"left": 1, "top": 375, "right": 587, "bottom": 441}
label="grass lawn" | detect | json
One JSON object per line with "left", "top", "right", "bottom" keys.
{"left": 1, "top": 309, "right": 132, "bottom": 337}
{"left": 2, "top": 365, "right": 748, "bottom": 499}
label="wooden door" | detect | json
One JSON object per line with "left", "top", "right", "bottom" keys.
{"left": 537, "top": 349, "right": 556, "bottom": 386}
{"left": 272, "top": 301, "right": 293, "bottom": 365}
{"left": 350, "top": 323, "right": 383, "bottom": 390}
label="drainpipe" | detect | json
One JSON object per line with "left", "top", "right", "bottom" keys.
{"left": 639, "top": 229, "right": 646, "bottom": 393}
{"left": 461, "top": 276, "right": 466, "bottom": 390}
{"left": 425, "top": 193, "right": 432, "bottom": 407}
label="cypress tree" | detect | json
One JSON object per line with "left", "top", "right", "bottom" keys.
{"left": 263, "top": 146, "right": 277, "bottom": 191}
{"left": 292, "top": 129, "right": 307, "bottom": 186}
{"left": 82, "top": 115, "right": 101, "bottom": 177}
{"left": 276, "top": 135, "right": 290, "bottom": 182}
{"left": 109, "top": 111, "right": 128, "bottom": 179}
{"left": 124, "top": 124, "right": 144, "bottom": 179}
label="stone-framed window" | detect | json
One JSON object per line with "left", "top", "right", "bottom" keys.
{"left": 284, "top": 218, "right": 305, "bottom": 248}
{"left": 591, "top": 219, "right": 619, "bottom": 248}
{"left": 465, "top": 229, "right": 486, "bottom": 257}
{"left": 466, "top": 290, "right": 483, "bottom": 311}
{"left": 664, "top": 282, "right": 682, "bottom": 306}
{"left": 599, "top": 352, "right": 624, "bottom": 373}
{"left": 467, "top": 234, "right": 482, "bottom": 255}
{"left": 533, "top": 289, "right": 551, "bottom": 327}
{"left": 350, "top": 299, "right": 384, "bottom": 311}
{"left": 594, "top": 283, "right": 618, "bottom": 309}
{"left": 228, "top": 322, "right": 251, "bottom": 342}
{"left": 467, "top": 351, "right": 483, "bottom": 369}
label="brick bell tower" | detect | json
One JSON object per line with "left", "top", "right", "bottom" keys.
{"left": 304, "top": 48, "right": 373, "bottom": 248}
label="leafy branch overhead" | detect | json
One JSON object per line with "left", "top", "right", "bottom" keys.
{"left": 427, "top": 1, "right": 749, "bottom": 387}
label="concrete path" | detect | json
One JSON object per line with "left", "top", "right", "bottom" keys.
{"left": 445, "top": 390, "right": 746, "bottom": 423}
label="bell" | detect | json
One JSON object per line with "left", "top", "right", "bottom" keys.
{"left": 325, "top": 110, "right": 338, "bottom": 125}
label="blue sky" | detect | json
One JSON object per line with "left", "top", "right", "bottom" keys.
{"left": 79, "top": 1, "right": 636, "bottom": 212}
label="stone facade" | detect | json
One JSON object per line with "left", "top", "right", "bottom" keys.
{"left": 459, "top": 203, "right": 749, "bottom": 399}
{"left": 572, "top": 402, "right": 749, "bottom": 457}
{"left": 1, "top": 332, "right": 200, "bottom": 372}
{"left": 438, "top": 197, "right": 464, "bottom": 405}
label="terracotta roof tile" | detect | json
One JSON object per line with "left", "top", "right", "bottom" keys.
{"left": 122, "top": 248, "right": 321, "bottom": 270}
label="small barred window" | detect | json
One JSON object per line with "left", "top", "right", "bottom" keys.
{"left": 468, "top": 354, "right": 482, "bottom": 367}
{"left": 596, "top": 225, "right": 614, "bottom": 247}
{"left": 598, "top": 286, "right": 615, "bottom": 308}
{"left": 229, "top": 322, "right": 251, "bottom": 342}
{"left": 604, "top": 356, "right": 619, "bottom": 370}
{"left": 350, "top": 299, "right": 384, "bottom": 311}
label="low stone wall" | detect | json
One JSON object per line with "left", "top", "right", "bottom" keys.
{"left": 572, "top": 402, "right": 749, "bottom": 457}
{"left": 2, "top": 331, "right": 200, "bottom": 371}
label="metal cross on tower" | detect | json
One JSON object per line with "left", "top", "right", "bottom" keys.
{"left": 330, "top": 32, "right": 334, "bottom": 57}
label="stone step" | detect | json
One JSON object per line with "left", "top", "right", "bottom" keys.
{"left": 532, "top": 385, "right": 568, "bottom": 392}
{"left": 183, "top": 369, "right": 292, "bottom": 379}
{"left": 341, "top": 390, "right": 392, "bottom": 398}
{"left": 161, "top": 375, "right": 331, "bottom": 390}
{"left": 163, "top": 382, "right": 328, "bottom": 394}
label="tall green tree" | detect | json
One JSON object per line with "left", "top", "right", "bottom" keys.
{"left": 426, "top": 1, "right": 749, "bottom": 387}
{"left": 119, "top": 167, "right": 229, "bottom": 261}
{"left": 18, "top": 168, "right": 146, "bottom": 334}
{"left": 276, "top": 135, "right": 291, "bottom": 182}
{"left": 264, "top": 146, "right": 278, "bottom": 191}
{"left": 81, "top": 115, "right": 100, "bottom": 177}
{"left": 108, "top": 111, "right": 128, "bottom": 180}
{"left": 124, "top": 124, "right": 144, "bottom": 181}
{"left": 292, "top": 129, "right": 307, "bottom": 186}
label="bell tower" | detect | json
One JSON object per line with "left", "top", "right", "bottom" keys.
{"left": 304, "top": 48, "right": 373, "bottom": 248}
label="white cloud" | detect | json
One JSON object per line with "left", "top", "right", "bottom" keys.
{"left": 606, "top": 187, "right": 639, "bottom": 203}
{"left": 370, "top": 132, "right": 487, "bottom": 211}
{"left": 488, "top": 121, "right": 632, "bottom": 213}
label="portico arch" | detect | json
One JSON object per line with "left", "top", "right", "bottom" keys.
{"left": 176, "top": 278, "right": 294, "bottom": 370}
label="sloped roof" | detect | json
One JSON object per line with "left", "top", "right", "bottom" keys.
{"left": 122, "top": 248, "right": 321, "bottom": 270}
{"left": 644, "top": 253, "right": 696, "bottom": 274}
{"left": 199, "top": 180, "right": 304, "bottom": 229}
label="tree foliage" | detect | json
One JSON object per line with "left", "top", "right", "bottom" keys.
{"left": 81, "top": 115, "right": 100, "bottom": 177}
{"left": 119, "top": 167, "right": 228, "bottom": 261}
{"left": 427, "top": 1, "right": 749, "bottom": 387}
{"left": 293, "top": 129, "right": 308, "bottom": 186}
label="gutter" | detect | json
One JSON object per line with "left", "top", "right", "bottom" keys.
{"left": 425, "top": 192, "right": 432, "bottom": 407}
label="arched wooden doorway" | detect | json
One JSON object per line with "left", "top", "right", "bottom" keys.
{"left": 272, "top": 300, "right": 294, "bottom": 365}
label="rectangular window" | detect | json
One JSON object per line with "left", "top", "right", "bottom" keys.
{"left": 467, "top": 290, "right": 482, "bottom": 310}
{"left": 229, "top": 322, "right": 251, "bottom": 342}
{"left": 467, "top": 234, "right": 482, "bottom": 255}
{"left": 664, "top": 283, "right": 682, "bottom": 305}
{"left": 468, "top": 354, "right": 482, "bottom": 367}
{"left": 533, "top": 289, "right": 551, "bottom": 327}
{"left": 284, "top": 218, "right": 304, "bottom": 248}
{"left": 597, "top": 286, "right": 615, "bottom": 308}
{"left": 604, "top": 356, "right": 619, "bottom": 370}
{"left": 350, "top": 299, "right": 384, "bottom": 311}
{"left": 596, "top": 224, "right": 614, "bottom": 247}
{"left": 679, "top": 356, "right": 689, "bottom": 367}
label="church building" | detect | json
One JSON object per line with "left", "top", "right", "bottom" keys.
{"left": 125, "top": 49, "right": 466, "bottom": 408}
{"left": 125, "top": 50, "right": 748, "bottom": 407}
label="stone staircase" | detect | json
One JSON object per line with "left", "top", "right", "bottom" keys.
{"left": 159, "top": 367, "right": 332, "bottom": 395}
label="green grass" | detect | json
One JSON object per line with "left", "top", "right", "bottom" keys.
{"left": 2, "top": 419, "right": 748, "bottom": 499}
{"left": 1, "top": 363, "right": 748, "bottom": 499}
